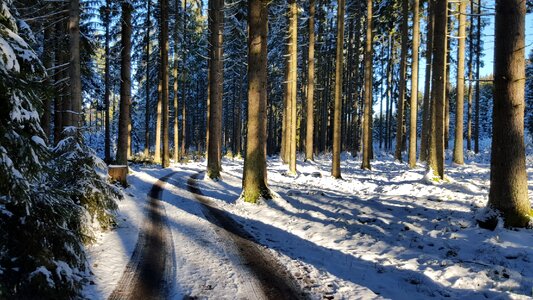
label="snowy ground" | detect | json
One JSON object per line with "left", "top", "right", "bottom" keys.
{"left": 83, "top": 147, "right": 533, "bottom": 299}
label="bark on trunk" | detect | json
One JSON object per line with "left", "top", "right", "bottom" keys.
{"left": 305, "top": 0, "right": 316, "bottom": 161}
{"left": 453, "top": 1, "right": 466, "bottom": 165}
{"left": 488, "top": 0, "right": 531, "bottom": 228}
{"left": 161, "top": 0, "right": 170, "bottom": 168}
{"left": 427, "top": 0, "right": 447, "bottom": 180}
{"left": 116, "top": 2, "right": 132, "bottom": 165}
{"left": 144, "top": 0, "right": 151, "bottom": 157}
{"left": 408, "top": 0, "right": 420, "bottom": 168}
{"left": 207, "top": 0, "right": 224, "bottom": 179}
{"left": 332, "top": 0, "right": 345, "bottom": 178}
{"left": 243, "top": 0, "right": 271, "bottom": 203}
{"left": 420, "top": 1, "right": 434, "bottom": 162}
{"left": 394, "top": 0, "right": 409, "bottom": 162}
{"left": 361, "top": 0, "right": 373, "bottom": 170}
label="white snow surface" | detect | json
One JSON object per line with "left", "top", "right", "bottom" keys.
{"left": 83, "top": 151, "right": 533, "bottom": 299}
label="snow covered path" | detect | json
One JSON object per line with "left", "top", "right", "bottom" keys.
{"left": 109, "top": 172, "right": 175, "bottom": 300}
{"left": 187, "top": 171, "right": 304, "bottom": 299}
{"left": 84, "top": 152, "right": 533, "bottom": 300}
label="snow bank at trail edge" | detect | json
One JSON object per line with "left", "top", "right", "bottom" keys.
{"left": 82, "top": 166, "right": 169, "bottom": 299}
{"left": 82, "top": 146, "right": 533, "bottom": 299}
{"left": 196, "top": 153, "right": 533, "bottom": 300}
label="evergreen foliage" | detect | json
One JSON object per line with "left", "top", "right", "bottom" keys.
{"left": 0, "top": 2, "right": 121, "bottom": 297}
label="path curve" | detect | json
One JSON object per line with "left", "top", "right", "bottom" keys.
{"left": 108, "top": 172, "right": 176, "bottom": 300}
{"left": 187, "top": 171, "right": 307, "bottom": 300}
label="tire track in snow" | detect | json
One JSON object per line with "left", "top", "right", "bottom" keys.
{"left": 109, "top": 172, "right": 176, "bottom": 300}
{"left": 187, "top": 171, "right": 306, "bottom": 300}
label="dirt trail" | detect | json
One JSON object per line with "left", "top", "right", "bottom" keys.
{"left": 187, "top": 172, "right": 306, "bottom": 300}
{"left": 109, "top": 173, "right": 176, "bottom": 300}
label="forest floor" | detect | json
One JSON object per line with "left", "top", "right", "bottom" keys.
{"left": 83, "top": 147, "right": 533, "bottom": 300}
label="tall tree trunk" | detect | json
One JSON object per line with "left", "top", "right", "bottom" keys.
{"left": 305, "top": 0, "right": 316, "bottom": 161}
{"left": 154, "top": 70, "right": 163, "bottom": 162}
{"left": 104, "top": 1, "right": 112, "bottom": 162}
{"left": 444, "top": 3, "right": 452, "bottom": 150}
{"left": 116, "top": 2, "right": 132, "bottom": 165}
{"left": 352, "top": 16, "right": 362, "bottom": 156}
{"left": 427, "top": 0, "right": 447, "bottom": 180}
{"left": 69, "top": 0, "right": 81, "bottom": 128}
{"left": 181, "top": 0, "right": 188, "bottom": 158}
{"left": 287, "top": 0, "right": 298, "bottom": 175}
{"left": 243, "top": 0, "right": 271, "bottom": 203}
{"left": 173, "top": 0, "right": 179, "bottom": 162}
{"left": 453, "top": 1, "right": 466, "bottom": 165}
{"left": 467, "top": 0, "right": 474, "bottom": 151}
{"left": 332, "top": 0, "right": 345, "bottom": 178}
{"left": 207, "top": 0, "right": 224, "bottom": 179}
{"left": 385, "top": 34, "right": 393, "bottom": 151}
{"left": 144, "top": 0, "right": 151, "bottom": 157}
{"left": 420, "top": 0, "right": 434, "bottom": 162}
{"left": 161, "top": 0, "right": 170, "bottom": 168}
{"left": 394, "top": 0, "right": 409, "bottom": 162}
{"left": 488, "top": 0, "right": 530, "bottom": 228}
{"left": 408, "top": 0, "right": 420, "bottom": 168}
{"left": 361, "top": 0, "right": 373, "bottom": 170}
{"left": 474, "top": 0, "right": 480, "bottom": 153}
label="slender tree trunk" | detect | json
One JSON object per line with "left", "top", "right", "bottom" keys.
{"left": 243, "top": 0, "right": 271, "bottom": 203}
{"left": 488, "top": 0, "right": 530, "bottom": 228}
{"left": 394, "top": 0, "right": 409, "bottom": 162}
{"left": 408, "top": 0, "right": 420, "bottom": 168}
{"left": 144, "top": 0, "right": 151, "bottom": 157}
{"left": 116, "top": 2, "right": 132, "bottom": 165}
{"left": 332, "top": 0, "right": 345, "bottom": 178}
{"left": 361, "top": 0, "right": 373, "bottom": 170}
{"left": 207, "top": 0, "right": 224, "bottom": 179}
{"left": 288, "top": 0, "right": 298, "bottom": 175}
{"left": 420, "top": 0, "right": 434, "bottom": 162}
{"left": 467, "top": 0, "right": 473, "bottom": 151}
{"left": 154, "top": 71, "right": 163, "bottom": 162}
{"left": 181, "top": 0, "right": 188, "bottom": 158}
{"left": 161, "top": 0, "right": 170, "bottom": 168}
{"left": 444, "top": 3, "right": 452, "bottom": 150}
{"left": 474, "top": 0, "right": 480, "bottom": 153}
{"left": 104, "top": 1, "right": 112, "bottom": 162}
{"left": 352, "top": 16, "right": 362, "bottom": 156}
{"left": 69, "top": 0, "right": 81, "bottom": 128}
{"left": 305, "top": 0, "right": 316, "bottom": 161}
{"left": 172, "top": 0, "right": 179, "bottom": 162}
{"left": 427, "top": 0, "right": 447, "bottom": 179}
{"left": 453, "top": 1, "right": 466, "bottom": 165}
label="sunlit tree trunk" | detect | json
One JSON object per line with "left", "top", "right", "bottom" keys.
{"left": 427, "top": 0, "right": 447, "bottom": 179}
{"left": 453, "top": 1, "right": 466, "bottom": 165}
{"left": 161, "top": 0, "right": 170, "bottom": 168}
{"left": 332, "top": 0, "right": 345, "bottom": 178}
{"left": 305, "top": 0, "right": 316, "bottom": 162}
{"left": 361, "top": 0, "right": 373, "bottom": 170}
{"left": 420, "top": 1, "right": 434, "bottom": 162}
{"left": 488, "top": 0, "right": 531, "bottom": 227}
{"left": 104, "top": 1, "right": 112, "bottom": 162}
{"left": 144, "top": 0, "right": 151, "bottom": 158}
{"left": 243, "top": 0, "right": 271, "bottom": 203}
{"left": 408, "top": 0, "right": 420, "bottom": 168}
{"left": 287, "top": 0, "right": 298, "bottom": 175}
